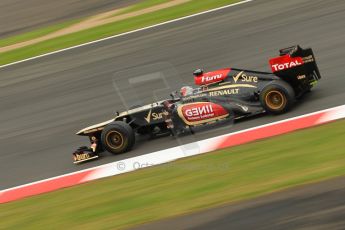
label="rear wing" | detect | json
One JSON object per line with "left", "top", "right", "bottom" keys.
{"left": 269, "top": 45, "right": 321, "bottom": 91}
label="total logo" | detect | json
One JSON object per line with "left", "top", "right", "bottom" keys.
{"left": 271, "top": 60, "right": 303, "bottom": 71}
{"left": 201, "top": 74, "right": 223, "bottom": 83}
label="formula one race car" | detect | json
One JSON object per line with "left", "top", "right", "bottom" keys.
{"left": 73, "top": 45, "right": 321, "bottom": 163}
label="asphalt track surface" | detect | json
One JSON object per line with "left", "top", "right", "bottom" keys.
{"left": 134, "top": 176, "right": 345, "bottom": 230}
{"left": 1, "top": 0, "right": 345, "bottom": 191}
{"left": 0, "top": 0, "right": 141, "bottom": 38}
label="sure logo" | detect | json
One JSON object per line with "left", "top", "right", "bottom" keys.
{"left": 152, "top": 111, "right": 169, "bottom": 120}
{"left": 145, "top": 109, "right": 169, "bottom": 123}
{"left": 233, "top": 71, "right": 258, "bottom": 83}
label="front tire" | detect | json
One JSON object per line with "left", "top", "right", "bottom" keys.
{"left": 260, "top": 80, "right": 295, "bottom": 114}
{"left": 101, "top": 121, "right": 135, "bottom": 154}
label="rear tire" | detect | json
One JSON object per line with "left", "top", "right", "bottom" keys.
{"left": 260, "top": 80, "right": 295, "bottom": 114}
{"left": 101, "top": 121, "right": 135, "bottom": 154}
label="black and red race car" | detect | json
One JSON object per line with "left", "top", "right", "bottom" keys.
{"left": 73, "top": 45, "right": 321, "bottom": 163}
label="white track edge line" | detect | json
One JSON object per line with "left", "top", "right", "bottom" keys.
{"left": 0, "top": 0, "right": 253, "bottom": 69}
{"left": 1, "top": 104, "right": 344, "bottom": 193}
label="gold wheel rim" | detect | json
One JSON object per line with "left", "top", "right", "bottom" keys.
{"left": 265, "top": 90, "right": 286, "bottom": 110}
{"left": 105, "top": 131, "right": 124, "bottom": 150}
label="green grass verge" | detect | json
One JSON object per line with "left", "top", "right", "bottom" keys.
{"left": 1, "top": 119, "right": 345, "bottom": 229}
{"left": 0, "top": 19, "right": 81, "bottom": 48}
{"left": 110, "top": 0, "right": 171, "bottom": 18}
{"left": 0, "top": 0, "right": 169, "bottom": 48}
{"left": 0, "top": 0, "right": 241, "bottom": 65}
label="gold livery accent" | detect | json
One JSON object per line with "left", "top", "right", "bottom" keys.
{"left": 73, "top": 154, "right": 99, "bottom": 164}
{"left": 182, "top": 93, "right": 208, "bottom": 100}
{"left": 204, "top": 83, "right": 256, "bottom": 97}
{"left": 209, "top": 88, "right": 239, "bottom": 96}
{"left": 297, "top": 74, "right": 306, "bottom": 80}
{"left": 76, "top": 101, "right": 167, "bottom": 135}
{"left": 76, "top": 119, "right": 114, "bottom": 135}
{"left": 233, "top": 71, "right": 258, "bottom": 83}
{"left": 91, "top": 143, "right": 97, "bottom": 152}
{"left": 204, "top": 84, "right": 256, "bottom": 93}
{"left": 144, "top": 109, "right": 168, "bottom": 123}
{"left": 82, "top": 127, "right": 104, "bottom": 134}
{"left": 74, "top": 153, "right": 90, "bottom": 161}
{"left": 152, "top": 110, "right": 169, "bottom": 121}
{"left": 302, "top": 55, "right": 314, "bottom": 63}
{"left": 144, "top": 109, "right": 152, "bottom": 123}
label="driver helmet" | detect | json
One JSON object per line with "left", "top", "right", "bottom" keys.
{"left": 180, "top": 86, "right": 193, "bottom": 97}
{"left": 193, "top": 68, "right": 204, "bottom": 77}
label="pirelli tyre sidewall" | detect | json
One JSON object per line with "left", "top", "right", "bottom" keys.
{"left": 260, "top": 80, "right": 295, "bottom": 114}
{"left": 101, "top": 121, "right": 135, "bottom": 154}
